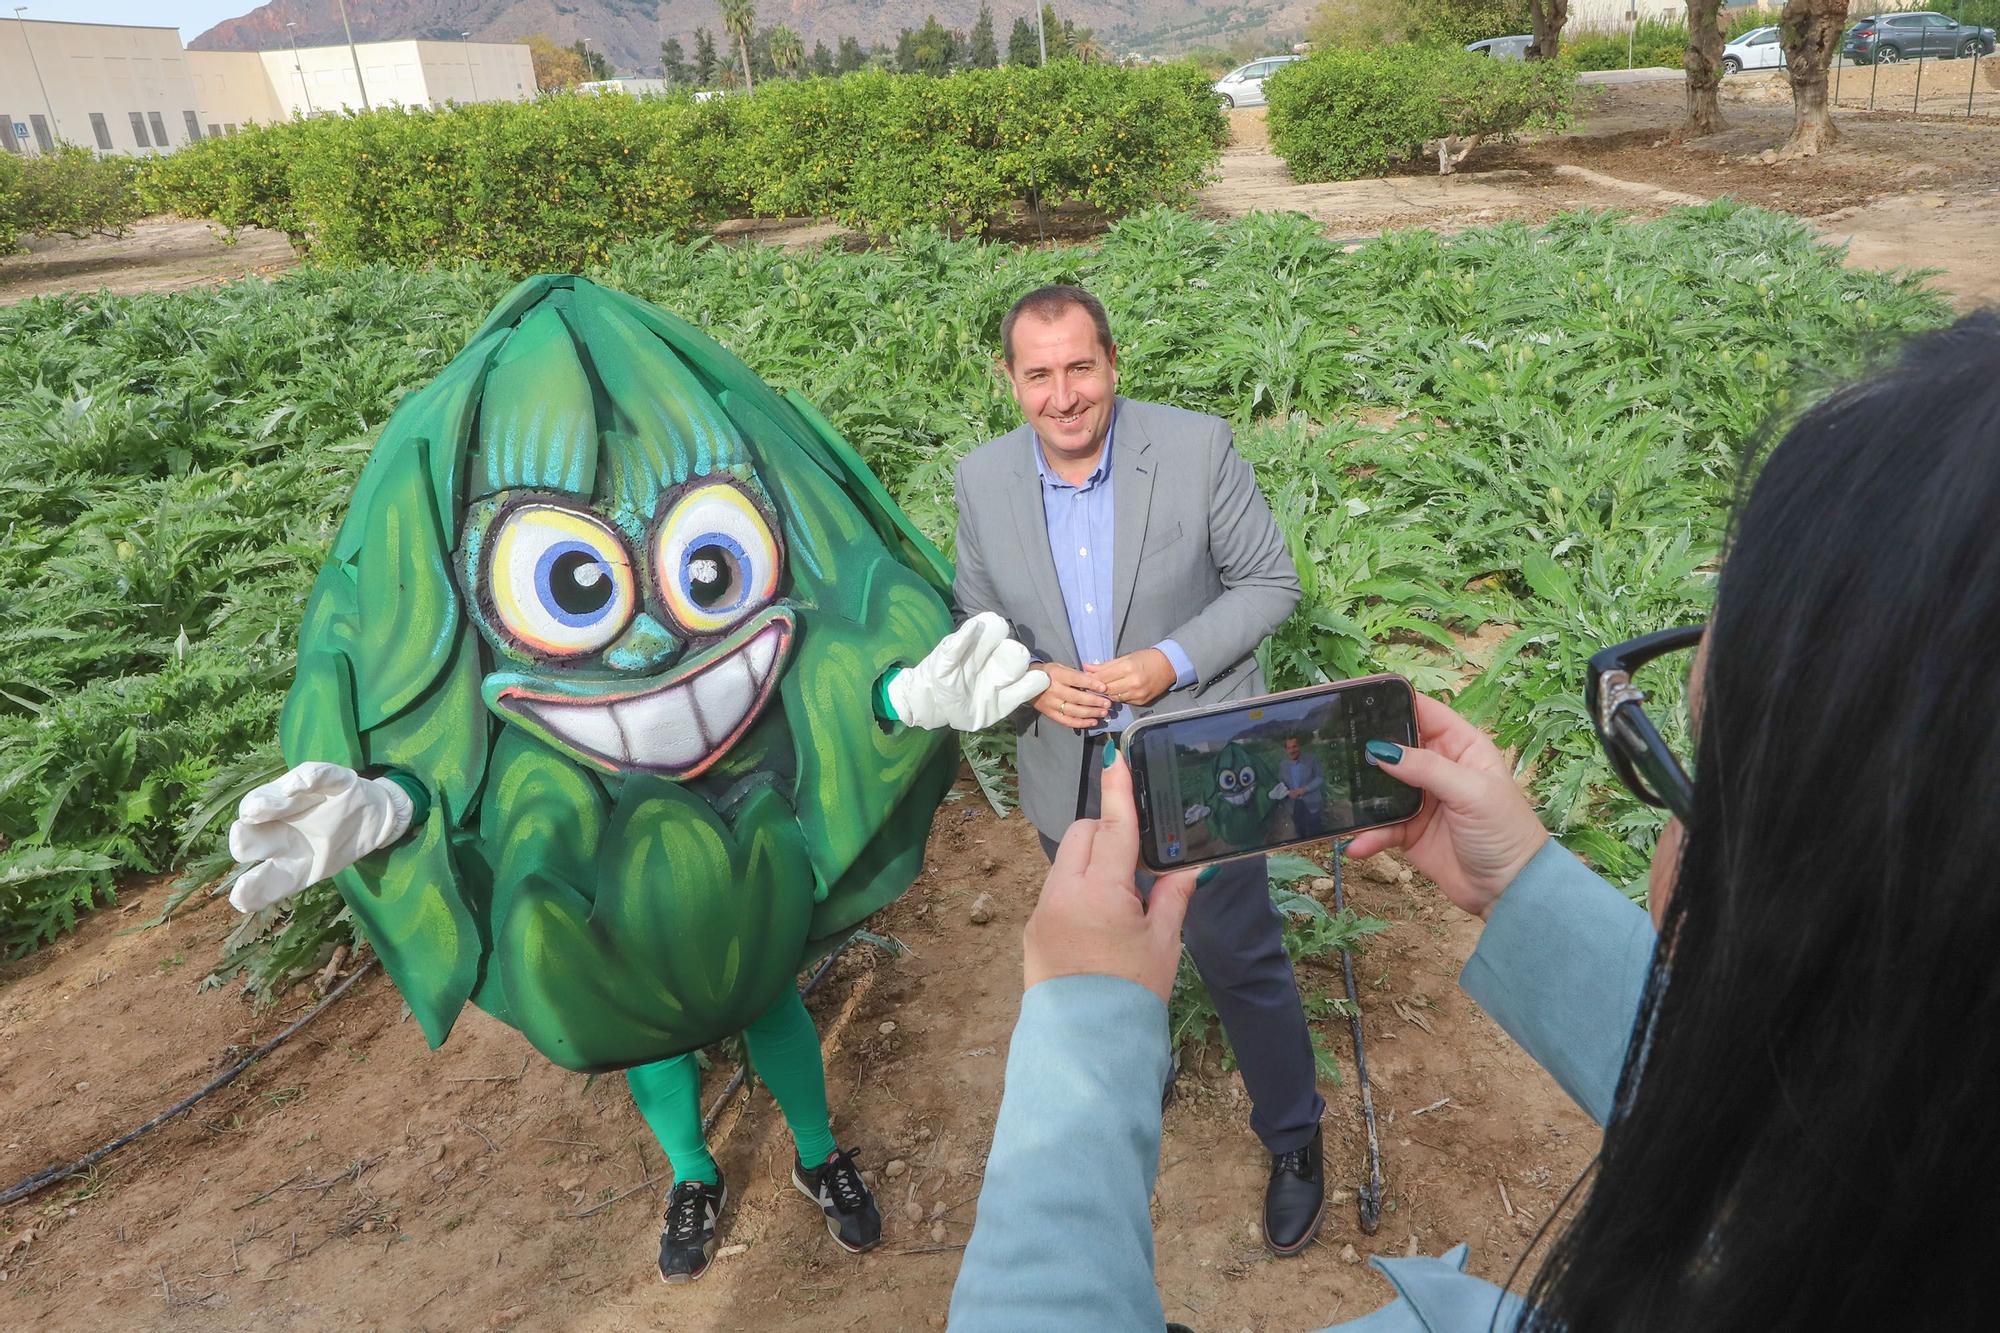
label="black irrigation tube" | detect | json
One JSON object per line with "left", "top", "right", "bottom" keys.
{"left": 1, "top": 960, "right": 381, "bottom": 1208}
{"left": 3, "top": 931, "right": 862, "bottom": 1208}
{"left": 1332, "top": 845, "right": 1384, "bottom": 1235}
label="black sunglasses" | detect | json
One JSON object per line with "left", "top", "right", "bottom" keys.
{"left": 1585, "top": 624, "right": 1703, "bottom": 824}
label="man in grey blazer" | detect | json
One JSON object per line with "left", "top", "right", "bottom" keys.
{"left": 952, "top": 284, "right": 1328, "bottom": 1254}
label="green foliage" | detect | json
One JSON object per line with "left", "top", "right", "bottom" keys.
{"left": 1266, "top": 45, "right": 1577, "bottom": 182}
{"left": 1562, "top": 13, "right": 1768, "bottom": 72}
{"left": 1309, "top": 0, "right": 1533, "bottom": 49}
{"left": 0, "top": 203, "right": 1948, "bottom": 990}
{"left": 0, "top": 145, "right": 143, "bottom": 253}
{"left": 134, "top": 65, "right": 1224, "bottom": 268}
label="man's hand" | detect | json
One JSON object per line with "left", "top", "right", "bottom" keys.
{"left": 228, "top": 762, "right": 415, "bottom": 912}
{"left": 1088, "top": 648, "right": 1177, "bottom": 709}
{"left": 1023, "top": 746, "right": 1198, "bottom": 1003}
{"left": 1031, "top": 662, "right": 1113, "bottom": 730}
{"left": 886, "top": 612, "right": 1051, "bottom": 731}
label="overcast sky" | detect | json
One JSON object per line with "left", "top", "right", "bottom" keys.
{"left": 22, "top": 1, "right": 253, "bottom": 44}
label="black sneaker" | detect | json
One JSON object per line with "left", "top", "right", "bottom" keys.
{"left": 657, "top": 1175, "right": 727, "bottom": 1284}
{"left": 792, "top": 1147, "right": 883, "bottom": 1254}
{"left": 1264, "top": 1123, "right": 1326, "bottom": 1256}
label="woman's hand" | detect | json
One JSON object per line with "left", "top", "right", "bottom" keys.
{"left": 1343, "top": 693, "right": 1549, "bottom": 920}
{"left": 1023, "top": 746, "right": 1197, "bottom": 1003}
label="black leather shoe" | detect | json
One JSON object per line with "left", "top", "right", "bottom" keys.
{"left": 1263, "top": 1124, "right": 1326, "bottom": 1256}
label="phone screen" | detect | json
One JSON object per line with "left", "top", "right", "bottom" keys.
{"left": 1128, "top": 676, "right": 1421, "bottom": 873}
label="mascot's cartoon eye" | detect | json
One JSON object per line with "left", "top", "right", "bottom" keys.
{"left": 1218, "top": 768, "right": 1239, "bottom": 791}
{"left": 487, "top": 504, "right": 637, "bottom": 656}
{"left": 654, "top": 482, "right": 782, "bottom": 635}
{"left": 1237, "top": 765, "right": 1257, "bottom": 790}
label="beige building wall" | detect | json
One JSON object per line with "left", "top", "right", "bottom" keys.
{"left": 2, "top": 21, "right": 535, "bottom": 158}
{"left": 244, "top": 39, "right": 534, "bottom": 117}
{"left": 187, "top": 50, "right": 285, "bottom": 136}
{"left": 0, "top": 19, "right": 205, "bottom": 156}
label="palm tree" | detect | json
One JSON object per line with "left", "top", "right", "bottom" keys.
{"left": 769, "top": 24, "right": 803, "bottom": 78}
{"left": 719, "top": 0, "right": 756, "bottom": 92}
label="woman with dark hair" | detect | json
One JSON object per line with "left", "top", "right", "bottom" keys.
{"left": 949, "top": 313, "right": 2000, "bottom": 1330}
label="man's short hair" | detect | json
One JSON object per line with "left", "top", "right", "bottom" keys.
{"left": 1001, "top": 284, "right": 1115, "bottom": 366}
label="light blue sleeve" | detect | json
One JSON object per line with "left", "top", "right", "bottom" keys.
{"left": 1299, "top": 753, "right": 1325, "bottom": 796}
{"left": 1154, "top": 638, "right": 1198, "bottom": 689}
{"left": 948, "top": 974, "right": 1171, "bottom": 1331}
{"left": 1458, "top": 838, "right": 1658, "bottom": 1125}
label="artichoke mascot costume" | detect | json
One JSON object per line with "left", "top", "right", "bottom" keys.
{"left": 1187, "top": 741, "right": 1280, "bottom": 849}
{"left": 226, "top": 276, "right": 1044, "bottom": 1283}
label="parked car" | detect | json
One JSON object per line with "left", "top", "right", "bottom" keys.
{"left": 1465, "top": 34, "right": 1534, "bottom": 60}
{"left": 1211, "top": 54, "right": 1302, "bottom": 108}
{"left": 1843, "top": 12, "right": 1997, "bottom": 63}
{"left": 1721, "top": 25, "right": 1788, "bottom": 74}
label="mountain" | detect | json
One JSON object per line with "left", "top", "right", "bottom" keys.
{"left": 187, "top": 1, "right": 1317, "bottom": 72}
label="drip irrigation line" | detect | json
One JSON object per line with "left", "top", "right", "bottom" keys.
{"left": 1332, "top": 845, "right": 1385, "bottom": 1235}
{"left": 1, "top": 960, "right": 380, "bottom": 1208}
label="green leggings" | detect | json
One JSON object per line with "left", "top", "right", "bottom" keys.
{"left": 624, "top": 987, "right": 836, "bottom": 1186}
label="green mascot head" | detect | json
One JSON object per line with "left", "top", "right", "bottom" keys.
{"left": 279, "top": 276, "right": 956, "bottom": 1072}
{"left": 1205, "top": 740, "right": 1275, "bottom": 848}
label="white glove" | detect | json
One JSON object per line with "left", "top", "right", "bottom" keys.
{"left": 885, "top": 612, "right": 1050, "bottom": 732}
{"left": 1269, "top": 779, "right": 1292, "bottom": 802}
{"left": 227, "top": 762, "right": 415, "bottom": 912}
{"left": 1183, "top": 803, "right": 1211, "bottom": 826}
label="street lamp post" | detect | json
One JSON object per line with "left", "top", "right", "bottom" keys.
{"left": 12, "top": 6, "right": 59, "bottom": 153}
{"left": 286, "top": 21, "right": 316, "bottom": 114}
{"left": 461, "top": 31, "right": 481, "bottom": 102}
{"left": 333, "top": 0, "right": 372, "bottom": 111}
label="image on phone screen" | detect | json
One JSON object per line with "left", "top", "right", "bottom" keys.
{"left": 1130, "top": 677, "right": 1420, "bottom": 872}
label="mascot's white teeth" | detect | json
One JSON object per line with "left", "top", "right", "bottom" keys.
{"left": 505, "top": 619, "right": 791, "bottom": 777}
{"left": 1224, "top": 789, "right": 1255, "bottom": 807}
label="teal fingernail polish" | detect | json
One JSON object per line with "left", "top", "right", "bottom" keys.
{"left": 1365, "top": 739, "right": 1403, "bottom": 766}
{"left": 1196, "top": 865, "right": 1220, "bottom": 886}
{"left": 1101, "top": 736, "right": 1119, "bottom": 769}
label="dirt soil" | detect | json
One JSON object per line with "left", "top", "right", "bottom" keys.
{"left": 1215, "top": 75, "right": 2000, "bottom": 308}
{"left": 3, "top": 781, "right": 1593, "bottom": 1332}
{"left": 0, "top": 218, "right": 297, "bottom": 307}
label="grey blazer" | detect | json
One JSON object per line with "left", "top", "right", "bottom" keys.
{"left": 952, "top": 396, "right": 1302, "bottom": 839}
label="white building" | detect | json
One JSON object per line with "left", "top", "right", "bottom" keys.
{"left": 0, "top": 17, "right": 532, "bottom": 158}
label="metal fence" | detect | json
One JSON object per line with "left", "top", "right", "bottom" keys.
{"left": 1831, "top": 11, "right": 2000, "bottom": 118}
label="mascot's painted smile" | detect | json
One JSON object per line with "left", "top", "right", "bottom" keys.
{"left": 487, "top": 612, "right": 793, "bottom": 778}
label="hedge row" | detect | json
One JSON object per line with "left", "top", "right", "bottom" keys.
{"left": 1265, "top": 45, "right": 1578, "bottom": 182}
{"left": 0, "top": 146, "right": 143, "bottom": 253}
{"left": 1562, "top": 14, "right": 1768, "bottom": 73}
{"left": 135, "top": 63, "right": 1227, "bottom": 270}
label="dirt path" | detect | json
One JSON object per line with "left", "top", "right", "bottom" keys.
{"left": 2, "top": 781, "right": 1596, "bottom": 1331}
{"left": 0, "top": 219, "right": 298, "bottom": 306}
{"left": 1211, "top": 79, "right": 2000, "bottom": 308}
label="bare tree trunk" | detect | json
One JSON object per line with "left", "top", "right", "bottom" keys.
{"left": 1527, "top": 0, "right": 1570, "bottom": 61}
{"left": 737, "top": 36, "right": 755, "bottom": 92}
{"left": 1685, "top": 0, "right": 1728, "bottom": 135}
{"left": 1776, "top": 0, "right": 1847, "bottom": 158}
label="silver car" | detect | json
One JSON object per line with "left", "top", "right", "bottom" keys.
{"left": 1211, "top": 55, "right": 1302, "bottom": 109}
{"left": 1465, "top": 35, "right": 1533, "bottom": 59}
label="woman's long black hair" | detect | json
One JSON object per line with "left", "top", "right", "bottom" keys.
{"left": 1522, "top": 312, "right": 2000, "bottom": 1330}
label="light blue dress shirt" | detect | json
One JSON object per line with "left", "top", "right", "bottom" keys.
{"left": 1030, "top": 415, "right": 1196, "bottom": 733}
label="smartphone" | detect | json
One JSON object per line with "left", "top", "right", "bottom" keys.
{"left": 1125, "top": 674, "right": 1422, "bottom": 874}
